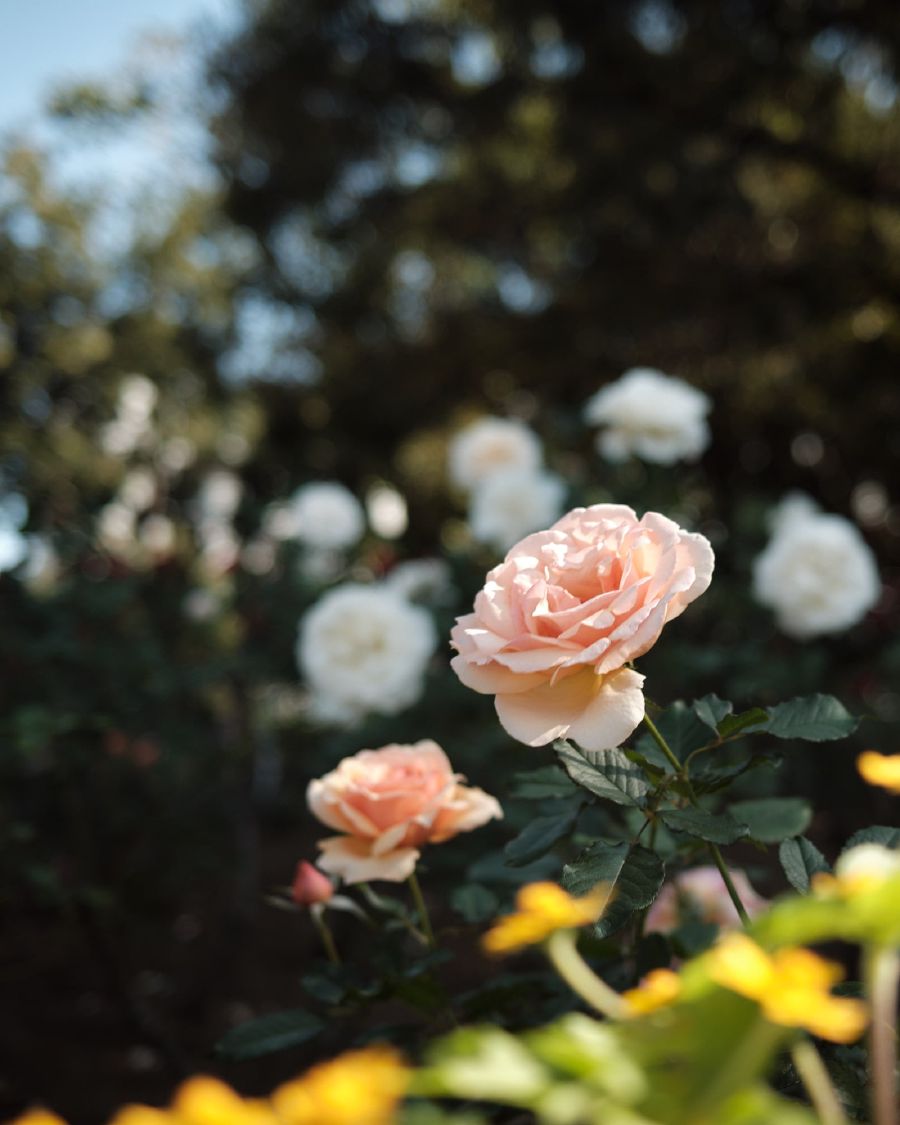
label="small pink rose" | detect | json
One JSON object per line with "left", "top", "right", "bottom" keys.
{"left": 450, "top": 504, "right": 714, "bottom": 750}
{"left": 308, "top": 741, "right": 502, "bottom": 883}
{"left": 291, "top": 860, "right": 335, "bottom": 906}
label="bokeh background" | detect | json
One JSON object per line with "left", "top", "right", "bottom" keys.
{"left": 2, "top": 1, "right": 899, "bottom": 1121}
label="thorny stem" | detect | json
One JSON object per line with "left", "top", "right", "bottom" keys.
{"left": 408, "top": 870, "right": 437, "bottom": 949}
{"left": 866, "top": 945, "right": 899, "bottom": 1125}
{"left": 642, "top": 714, "right": 750, "bottom": 926}
{"left": 546, "top": 929, "right": 628, "bottom": 1020}
{"left": 791, "top": 1039, "right": 848, "bottom": 1125}
{"left": 311, "top": 904, "right": 341, "bottom": 964}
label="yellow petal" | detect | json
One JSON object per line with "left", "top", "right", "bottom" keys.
{"left": 857, "top": 751, "right": 900, "bottom": 794}
{"left": 622, "top": 969, "right": 681, "bottom": 1015}
{"left": 707, "top": 933, "right": 775, "bottom": 1000}
{"left": 272, "top": 1046, "right": 408, "bottom": 1125}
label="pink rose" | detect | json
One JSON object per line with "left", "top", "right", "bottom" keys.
{"left": 291, "top": 860, "right": 335, "bottom": 906}
{"left": 308, "top": 741, "right": 502, "bottom": 883}
{"left": 450, "top": 504, "right": 714, "bottom": 750}
{"left": 645, "top": 866, "right": 768, "bottom": 933}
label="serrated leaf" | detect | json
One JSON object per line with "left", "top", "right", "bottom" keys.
{"left": 451, "top": 884, "right": 499, "bottom": 923}
{"left": 842, "top": 825, "right": 900, "bottom": 851}
{"left": 555, "top": 741, "right": 649, "bottom": 807}
{"left": 562, "top": 841, "right": 664, "bottom": 938}
{"left": 763, "top": 695, "right": 858, "bottom": 741}
{"left": 693, "top": 694, "right": 733, "bottom": 732}
{"left": 779, "top": 837, "right": 831, "bottom": 893}
{"left": 216, "top": 1009, "right": 324, "bottom": 1060}
{"left": 717, "top": 708, "right": 770, "bottom": 740}
{"left": 729, "top": 798, "right": 812, "bottom": 843}
{"left": 509, "top": 765, "right": 578, "bottom": 800}
{"left": 504, "top": 804, "right": 581, "bottom": 866}
{"left": 660, "top": 807, "right": 750, "bottom": 845}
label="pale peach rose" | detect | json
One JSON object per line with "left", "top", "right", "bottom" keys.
{"left": 450, "top": 504, "right": 714, "bottom": 750}
{"left": 308, "top": 741, "right": 502, "bottom": 883}
{"left": 645, "top": 866, "right": 768, "bottom": 933}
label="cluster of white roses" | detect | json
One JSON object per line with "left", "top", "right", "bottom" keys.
{"left": 448, "top": 416, "right": 566, "bottom": 553}
{"left": 752, "top": 493, "right": 881, "bottom": 638}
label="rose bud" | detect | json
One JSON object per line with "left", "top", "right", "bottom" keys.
{"left": 291, "top": 861, "right": 335, "bottom": 906}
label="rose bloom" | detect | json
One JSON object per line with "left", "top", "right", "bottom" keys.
{"left": 583, "top": 368, "right": 711, "bottom": 464}
{"left": 451, "top": 504, "right": 713, "bottom": 750}
{"left": 448, "top": 417, "right": 542, "bottom": 493}
{"left": 308, "top": 741, "right": 502, "bottom": 882}
{"left": 293, "top": 481, "right": 366, "bottom": 550}
{"left": 753, "top": 498, "right": 880, "bottom": 639}
{"left": 645, "top": 866, "right": 767, "bottom": 933}
{"left": 469, "top": 467, "right": 567, "bottom": 554}
{"left": 298, "top": 584, "right": 437, "bottom": 723}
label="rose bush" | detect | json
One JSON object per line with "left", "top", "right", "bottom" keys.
{"left": 308, "top": 741, "right": 502, "bottom": 882}
{"left": 450, "top": 504, "right": 714, "bottom": 750}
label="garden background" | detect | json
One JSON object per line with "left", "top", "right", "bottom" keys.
{"left": 1, "top": 1, "right": 899, "bottom": 1121}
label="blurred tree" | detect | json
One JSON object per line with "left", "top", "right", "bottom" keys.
{"left": 209, "top": 0, "right": 900, "bottom": 557}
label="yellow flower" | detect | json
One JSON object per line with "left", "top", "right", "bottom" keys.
{"left": 271, "top": 1046, "right": 409, "bottom": 1125}
{"left": 8, "top": 1112, "right": 69, "bottom": 1125}
{"left": 622, "top": 969, "right": 681, "bottom": 1015}
{"left": 172, "top": 1078, "right": 276, "bottom": 1125}
{"left": 707, "top": 934, "right": 868, "bottom": 1043}
{"left": 481, "top": 882, "right": 610, "bottom": 954}
{"left": 857, "top": 751, "right": 900, "bottom": 795}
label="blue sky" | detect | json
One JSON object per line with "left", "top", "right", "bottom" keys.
{"left": 0, "top": 0, "right": 239, "bottom": 130}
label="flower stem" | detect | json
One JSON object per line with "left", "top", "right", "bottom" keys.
{"left": 546, "top": 929, "right": 628, "bottom": 1019}
{"left": 642, "top": 713, "right": 750, "bottom": 926}
{"left": 408, "top": 870, "right": 437, "bottom": 949}
{"left": 311, "top": 904, "right": 340, "bottom": 964}
{"left": 691, "top": 1016, "right": 784, "bottom": 1114}
{"left": 791, "top": 1038, "right": 848, "bottom": 1125}
{"left": 642, "top": 712, "right": 683, "bottom": 774}
{"left": 866, "top": 945, "right": 899, "bottom": 1125}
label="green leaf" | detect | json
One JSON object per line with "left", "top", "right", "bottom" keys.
{"left": 660, "top": 807, "right": 750, "bottom": 845}
{"left": 716, "top": 708, "right": 771, "bottom": 740}
{"left": 555, "top": 741, "right": 649, "bottom": 807}
{"left": 648, "top": 701, "right": 712, "bottom": 759}
{"left": 504, "top": 804, "right": 581, "bottom": 867}
{"left": 451, "top": 884, "right": 499, "bottom": 923}
{"left": 693, "top": 694, "right": 733, "bottom": 732}
{"left": 729, "top": 798, "right": 812, "bottom": 844}
{"left": 763, "top": 695, "right": 858, "bottom": 741}
{"left": 692, "top": 751, "right": 777, "bottom": 796}
{"left": 216, "top": 1009, "right": 324, "bottom": 1060}
{"left": 778, "top": 837, "right": 831, "bottom": 893}
{"left": 842, "top": 825, "right": 900, "bottom": 851}
{"left": 562, "top": 842, "right": 664, "bottom": 938}
{"left": 509, "top": 765, "right": 578, "bottom": 800}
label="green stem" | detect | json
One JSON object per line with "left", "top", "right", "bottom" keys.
{"left": 546, "top": 930, "right": 628, "bottom": 1020}
{"left": 791, "top": 1039, "right": 848, "bottom": 1125}
{"left": 866, "top": 945, "right": 899, "bottom": 1125}
{"left": 311, "top": 904, "right": 340, "bottom": 964}
{"left": 642, "top": 714, "right": 750, "bottom": 927}
{"left": 408, "top": 870, "right": 437, "bottom": 949}
{"left": 643, "top": 712, "right": 683, "bottom": 774}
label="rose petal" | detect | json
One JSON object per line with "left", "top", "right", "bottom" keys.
{"left": 494, "top": 666, "right": 645, "bottom": 750}
{"left": 317, "top": 836, "right": 421, "bottom": 883}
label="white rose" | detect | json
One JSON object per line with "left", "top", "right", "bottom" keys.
{"left": 297, "top": 584, "right": 437, "bottom": 723}
{"left": 448, "top": 417, "right": 542, "bottom": 492}
{"left": 753, "top": 506, "right": 880, "bottom": 639}
{"left": 292, "top": 481, "right": 366, "bottom": 550}
{"left": 835, "top": 843, "right": 900, "bottom": 886}
{"left": 583, "top": 368, "right": 711, "bottom": 464}
{"left": 468, "top": 467, "right": 566, "bottom": 553}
